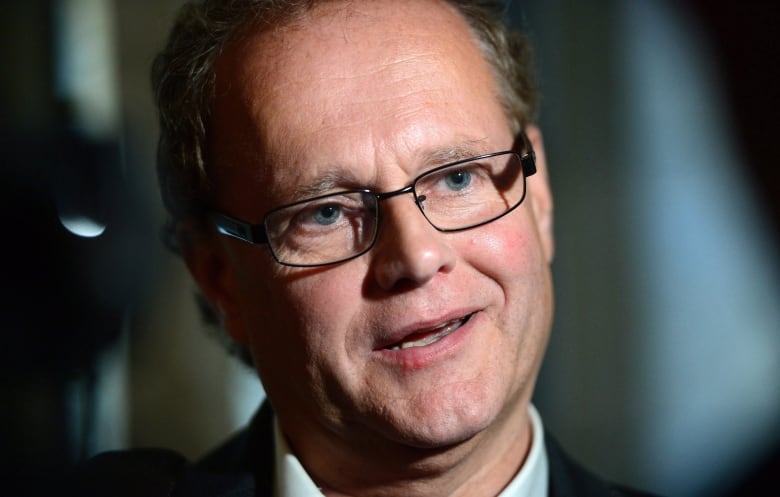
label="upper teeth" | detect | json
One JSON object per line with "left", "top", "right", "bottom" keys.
{"left": 387, "top": 317, "right": 466, "bottom": 351}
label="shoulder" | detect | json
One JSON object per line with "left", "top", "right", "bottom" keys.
{"left": 545, "top": 434, "right": 662, "bottom": 497}
{"left": 72, "top": 403, "right": 275, "bottom": 497}
{"left": 72, "top": 445, "right": 261, "bottom": 497}
{"left": 72, "top": 448, "right": 188, "bottom": 497}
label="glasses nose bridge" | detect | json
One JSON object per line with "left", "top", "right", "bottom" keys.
{"left": 372, "top": 182, "right": 432, "bottom": 229}
{"left": 374, "top": 183, "right": 425, "bottom": 212}
{"left": 375, "top": 183, "right": 415, "bottom": 203}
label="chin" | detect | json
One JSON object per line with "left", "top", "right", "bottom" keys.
{"left": 376, "top": 384, "right": 505, "bottom": 450}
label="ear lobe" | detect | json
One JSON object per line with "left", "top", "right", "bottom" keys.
{"left": 178, "top": 221, "right": 248, "bottom": 345}
{"left": 524, "top": 125, "right": 555, "bottom": 263}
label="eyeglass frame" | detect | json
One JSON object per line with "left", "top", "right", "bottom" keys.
{"left": 210, "top": 131, "right": 537, "bottom": 267}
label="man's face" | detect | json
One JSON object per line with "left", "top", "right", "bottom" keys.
{"left": 196, "top": 0, "right": 554, "bottom": 454}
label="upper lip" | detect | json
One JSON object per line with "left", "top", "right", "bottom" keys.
{"left": 372, "top": 309, "right": 477, "bottom": 351}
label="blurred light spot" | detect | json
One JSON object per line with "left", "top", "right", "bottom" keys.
{"left": 54, "top": 0, "right": 119, "bottom": 140}
{"left": 60, "top": 215, "right": 106, "bottom": 238}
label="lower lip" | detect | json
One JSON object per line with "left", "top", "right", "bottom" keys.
{"left": 373, "top": 313, "right": 478, "bottom": 370}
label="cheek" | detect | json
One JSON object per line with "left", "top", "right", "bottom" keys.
{"left": 470, "top": 213, "right": 553, "bottom": 360}
{"left": 460, "top": 210, "right": 553, "bottom": 342}
{"left": 235, "top": 264, "right": 359, "bottom": 397}
{"left": 261, "top": 266, "right": 364, "bottom": 360}
{"left": 287, "top": 269, "right": 359, "bottom": 319}
{"left": 462, "top": 214, "right": 540, "bottom": 276}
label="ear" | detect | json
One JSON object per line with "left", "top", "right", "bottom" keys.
{"left": 524, "top": 125, "right": 554, "bottom": 263}
{"left": 178, "top": 221, "right": 248, "bottom": 345}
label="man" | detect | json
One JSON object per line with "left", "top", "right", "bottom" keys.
{"left": 81, "top": 1, "right": 655, "bottom": 495}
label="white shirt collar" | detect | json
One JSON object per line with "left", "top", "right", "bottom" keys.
{"left": 497, "top": 404, "right": 548, "bottom": 497}
{"left": 273, "top": 404, "right": 548, "bottom": 497}
{"left": 273, "top": 418, "right": 323, "bottom": 496}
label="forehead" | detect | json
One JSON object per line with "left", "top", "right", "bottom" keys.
{"left": 209, "top": 0, "right": 506, "bottom": 202}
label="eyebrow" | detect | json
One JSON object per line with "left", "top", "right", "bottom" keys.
{"left": 291, "top": 170, "right": 362, "bottom": 199}
{"left": 421, "top": 139, "right": 492, "bottom": 167}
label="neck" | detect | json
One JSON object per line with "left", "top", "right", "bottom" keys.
{"left": 283, "top": 402, "right": 534, "bottom": 497}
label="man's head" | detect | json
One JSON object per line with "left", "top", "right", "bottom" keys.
{"left": 154, "top": 0, "right": 553, "bottom": 490}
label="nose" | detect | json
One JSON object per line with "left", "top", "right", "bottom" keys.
{"left": 369, "top": 195, "right": 456, "bottom": 292}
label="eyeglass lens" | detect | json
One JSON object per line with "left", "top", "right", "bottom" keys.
{"left": 264, "top": 151, "right": 524, "bottom": 266}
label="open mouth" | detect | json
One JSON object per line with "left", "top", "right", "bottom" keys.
{"left": 384, "top": 313, "right": 473, "bottom": 351}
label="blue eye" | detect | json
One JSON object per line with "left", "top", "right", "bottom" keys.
{"left": 312, "top": 204, "right": 341, "bottom": 225}
{"left": 444, "top": 170, "right": 472, "bottom": 191}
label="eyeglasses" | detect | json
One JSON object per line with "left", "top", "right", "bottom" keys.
{"left": 211, "top": 132, "right": 537, "bottom": 267}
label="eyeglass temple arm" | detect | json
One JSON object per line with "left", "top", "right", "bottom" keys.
{"left": 518, "top": 131, "right": 537, "bottom": 177}
{"left": 210, "top": 212, "right": 269, "bottom": 244}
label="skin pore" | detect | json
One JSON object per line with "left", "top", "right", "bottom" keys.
{"left": 185, "top": 1, "right": 554, "bottom": 495}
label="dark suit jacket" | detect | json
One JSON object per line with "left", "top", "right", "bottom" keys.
{"left": 76, "top": 403, "right": 658, "bottom": 497}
